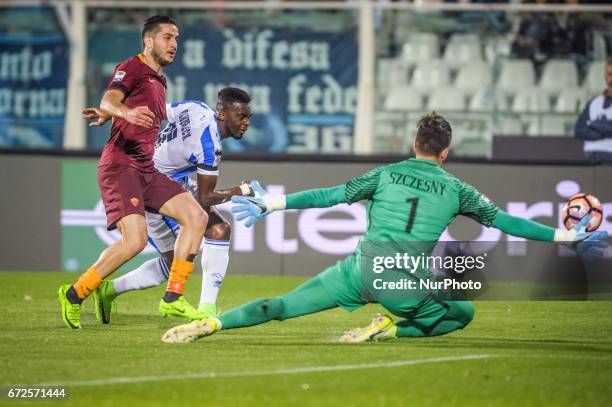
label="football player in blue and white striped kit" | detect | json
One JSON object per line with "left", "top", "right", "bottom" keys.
{"left": 92, "top": 87, "right": 255, "bottom": 322}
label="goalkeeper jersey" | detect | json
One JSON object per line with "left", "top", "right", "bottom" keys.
{"left": 286, "top": 158, "right": 499, "bottom": 255}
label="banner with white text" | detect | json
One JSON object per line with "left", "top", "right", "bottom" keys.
{"left": 87, "top": 25, "right": 358, "bottom": 153}
{"left": 0, "top": 34, "right": 68, "bottom": 148}
{"left": 163, "top": 26, "right": 358, "bottom": 153}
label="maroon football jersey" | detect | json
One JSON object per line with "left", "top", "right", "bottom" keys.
{"left": 99, "top": 54, "right": 167, "bottom": 172}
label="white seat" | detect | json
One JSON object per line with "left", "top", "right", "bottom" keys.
{"left": 427, "top": 87, "right": 466, "bottom": 111}
{"left": 448, "top": 33, "right": 481, "bottom": 45}
{"left": 555, "top": 88, "right": 588, "bottom": 113}
{"left": 394, "top": 13, "right": 423, "bottom": 44}
{"left": 411, "top": 60, "right": 451, "bottom": 90}
{"left": 496, "top": 117, "right": 523, "bottom": 135}
{"left": 455, "top": 61, "right": 492, "bottom": 91}
{"left": 498, "top": 59, "right": 536, "bottom": 94}
{"left": 377, "top": 58, "right": 409, "bottom": 90}
{"left": 384, "top": 86, "right": 424, "bottom": 111}
{"left": 484, "top": 36, "right": 512, "bottom": 63}
{"left": 526, "top": 116, "right": 568, "bottom": 136}
{"left": 593, "top": 32, "right": 607, "bottom": 61}
{"left": 443, "top": 39, "right": 482, "bottom": 70}
{"left": 585, "top": 61, "right": 605, "bottom": 95}
{"left": 452, "top": 135, "right": 492, "bottom": 158}
{"left": 377, "top": 58, "right": 397, "bottom": 85}
{"left": 401, "top": 33, "right": 440, "bottom": 66}
{"left": 512, "top": 88, "right": 552, "bottom": 113}
{"left": 539, "top": 59, "right": 578, "bottom": 95}
{"left": 469, "top": 88, "right": 510, "bottom": 112}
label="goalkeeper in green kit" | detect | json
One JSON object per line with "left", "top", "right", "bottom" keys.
{"left": 162, "top": 112, "right": 608, "bottom": 344}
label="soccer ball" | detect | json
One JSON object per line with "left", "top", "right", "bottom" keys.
{"left": 561, "top": 193, "right": 603, "bottom": 232}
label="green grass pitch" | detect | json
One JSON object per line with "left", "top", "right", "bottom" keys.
{"left": 0, "top": 271, "right": 611, "bottom": 407}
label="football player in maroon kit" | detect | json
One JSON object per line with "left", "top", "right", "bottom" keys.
{"left": 58, "top": 16, "right": 209, "bottom": 329}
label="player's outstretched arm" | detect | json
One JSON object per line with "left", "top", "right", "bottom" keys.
{"left": 492, "top": 209, "right": 607, "bottom": 243}
{"left": 231, "top": 181, "right": 349, "bottom": 227}
{"left": 196, "top": 174, "right": 255, "bottom": 210}
{"left": 492, "top": 210, "right": 608, "bottom": 260}
{"left": 98, "top": 89, "right": 155, "bottom": 128}
{"left": 231, "top": 167, "right": 384, "bottom": 226}
{"left": 458, "top": 180, "right": 607, "bottom": 259}
{"left": 492, "top": 210, "right": 556, "bottom": 241}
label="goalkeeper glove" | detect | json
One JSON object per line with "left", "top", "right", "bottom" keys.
{"left": 554, "top": 216, "right": 608, "bottom": 261}
{"left": 231, "top": 180, "right": 285, "bottom": 227}
{"left": 576, "top": 232, "right": 608, "bottom": 261}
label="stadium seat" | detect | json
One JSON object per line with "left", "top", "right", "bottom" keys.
{"left": 584, "top": 61, "right": 605, "bottom": 96}
{"left": 384, "top": 86, "right": 424, "bottom": 111}
{"left": 593, "top": 32, "right": 608, "bottom": 61}
{"left": 377, "top": 58, "right": 409, "bottom": 91}
{"left": 453, "top": 135, "right": 492, "bottom": 158}
{"left": 374, "top": 111, "right": 407, "bottom": 139}
{"left": 411, "top": 60, "right": 451, "bottom": 90}
{"left": 526, "top": 116, "right": 568, "bottom": 136}
{"left": 448, "top": 33, "right": 481, "bottom": 45}
{"left": 498, "top": 59, "right": 536, "bottom": 95}
{"left": 455, "top": 61, "right": 492, "bottom": 92}
{"left": 401, "top": 33, "right": 440, "bottom": 67}
{"left": 539, "top": 59, "right": 579, "bottom": 96}
{"left": 427, "top": 87, "right": 466, "bottom": 111}
{"left": 512, "top": 88, "right": 552, "bottom": 113}
{"left": 555, "top": 88, "right": 589, "bottom": 113}
{"left": 377, "top": 58, "right": 395, "bottom": 85}
{"left": 468, "top": 88, "right": 510, "bottom": 112}
{"left": 443, "top": 35, "right": 483, "bottom": 70}
{"left": 483, "top": 37, "right": 512, "bottom": 63}
{"left": 394, "top": 13, "right": 423, "bottom": 44}
{"left": 496, "top": 116, "right": 524, "bottom": 135}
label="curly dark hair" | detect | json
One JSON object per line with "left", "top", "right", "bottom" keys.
{"left": 217, "top": 87, "right": 251, "bottom": 110}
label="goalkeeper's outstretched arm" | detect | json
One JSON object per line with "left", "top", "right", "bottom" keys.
{"left": 245, "top": 184, "right": 350, "bottom": 213}
{"left": 492, "top": 210, "right": 590, "bottom": 243}
{"left": 492, "top": 210, "right": 555, "bottom": 241}
{"left": 248, "top": 166, "right": 384, "bottom": 212}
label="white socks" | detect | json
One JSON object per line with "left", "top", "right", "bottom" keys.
{"left": 113, "top": 257, "right": 169, "bottom": 294}
{"left": 199, "top": 238, "right": 230, "bottom": 306}
{"left": 111, "top": 239, "right": 230, "bottom": 307}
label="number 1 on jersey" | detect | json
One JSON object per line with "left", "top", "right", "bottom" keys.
{"left": 405, "top": 197, "right": 419, "bottom": 232}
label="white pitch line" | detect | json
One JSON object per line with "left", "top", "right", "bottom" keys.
{"left": 37, "top": 354, "right": 495, "bottom": 388}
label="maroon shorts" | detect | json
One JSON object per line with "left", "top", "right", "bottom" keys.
{"left": 98, "top": 164, "right": 186, "bottom": 230}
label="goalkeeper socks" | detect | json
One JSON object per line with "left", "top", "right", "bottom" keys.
{"left": 199, "top": 239, "right": 230, "bottom": 307}
{"left": 113, "top": 257, "right": 169, "bottom": 294}
{"left": 395, "top": 301, "right": 474, "bottom": 337}
{"left": 219, "top": 297, "right": 286, "bottom": 330}
{"left": 164, "top": 257, "right": 195, "bottom": 302}
{"left": 72, "top": 266, "right": 102, "bottom": 302}
{"left": 395, "top": 320, "right": 467, "bottom": 337}
{"left": 218, "top": 276, "right": 338, "bottom": 330}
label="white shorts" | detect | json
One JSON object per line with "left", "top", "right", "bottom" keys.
{"left": 145, "top": 177, "right": 196, "bottom": 253}
{"left": 146, "top": 211, "right": 180, "bottom": 253}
